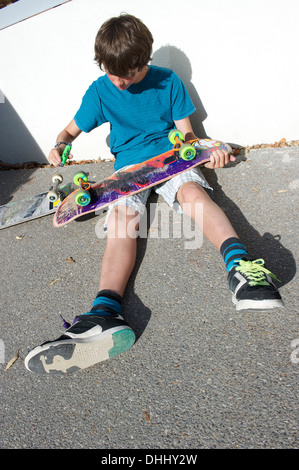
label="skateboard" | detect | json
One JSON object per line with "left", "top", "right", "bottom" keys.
{"left": 54, "top": 130, "right": 231, "bottom": 228}
{"left": 0, "top": 174, "right": 72, "bottom": 229}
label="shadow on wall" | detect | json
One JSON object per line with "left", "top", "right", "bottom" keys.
{"left": 151, "top": 45, "right": 208, "bottom": 138}
{"left": 0, "top": 96, "right": 47, "bottom": 164}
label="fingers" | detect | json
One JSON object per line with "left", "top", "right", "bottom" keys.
{"left": 204, "top": 149, "right": 228, "bottom": 169}
{"left": 48, "top": 148, "right": 73, "bottom": 167}
{"left": 48, "top": 148, "right": 61, "bottom": 167}
{"left": 204, "top": 147, "right": 235, "bottom": 169}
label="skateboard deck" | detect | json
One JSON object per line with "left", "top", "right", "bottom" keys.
{"left": 0, "top": 183, "right": 72, "bottom": 229}
{"left": 54, "top": 137, "right": 230, "bottom": 228}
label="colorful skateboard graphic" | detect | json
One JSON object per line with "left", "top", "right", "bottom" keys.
{"left": 54, "top": 131, "right": 230, "bottom": 228}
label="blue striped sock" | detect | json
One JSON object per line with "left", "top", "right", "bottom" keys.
{"left": 220, "top": 237, "right": 249, "bottom": 272}
{"left": 81, "top": 290, "right": 122, "bottom": 317}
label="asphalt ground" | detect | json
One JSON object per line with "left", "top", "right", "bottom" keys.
{"left": 0, "top": 146, "right": 298, "bottom": 450}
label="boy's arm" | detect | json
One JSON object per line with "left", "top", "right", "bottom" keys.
{"left": 174, "top": 116, "right": 197, "bottom": 142}
{"left": 174, "top": 116, "right": 235, "bottom": 169}
{"left": 48, "top": 119, "right": 82, "bottom": 167}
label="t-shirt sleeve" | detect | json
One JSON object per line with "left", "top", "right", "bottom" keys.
{"left": 170, "top": 72, "right": 196, "bottom": 121}
{"left": 74, "top": 82, "right": 107, "bottom": 132}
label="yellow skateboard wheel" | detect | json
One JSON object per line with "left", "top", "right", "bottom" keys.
{"left": 168, "top": 129, "right": 184, "bottom": 145}
{"left": 179, "top": 144, "right": 196, "bottom": 160}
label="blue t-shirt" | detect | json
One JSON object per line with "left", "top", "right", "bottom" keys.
{"left": 74, "top": 65, "right": 195, "bottom": 170}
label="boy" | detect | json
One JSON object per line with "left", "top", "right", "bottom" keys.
{"left": 25, "top": 14, "right": 283, "bottom": 374}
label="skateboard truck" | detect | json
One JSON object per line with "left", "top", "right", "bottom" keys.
{"left": 47, "top": 145, "right": 72, "bottom": 201}
{"left": 73, "top": 172, "right": 92, "bottom": 206}
{"left": 47, "top": 172, "right": 91, "bottom": 206}
{"left": 168, "top": 129, "right": 196, "bottom": 160}
{"left": 59, "top": 143, "right": 72, "bottom": 167}
{"left": 47, "top": 174, "right": 64, "bottom": 202}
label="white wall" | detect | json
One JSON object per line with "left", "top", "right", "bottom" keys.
{"left": 0, "top": 0, "right": 298, "bottom": 163}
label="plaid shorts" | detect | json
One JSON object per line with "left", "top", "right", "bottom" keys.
{"left": 102, "top": 165, "right": 213, "bottom": 227}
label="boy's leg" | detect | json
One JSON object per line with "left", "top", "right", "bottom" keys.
{"left": 176, "top": 181, "right": 283, "bottom": 311}
{"left": 25, "top": 204, "right": 140, "bottom": 374}
{"left": 99, "top": 205, "right": 140, "bottom": 296}
{"left": 177, "top": 181, "right": 238, "bottom": 249}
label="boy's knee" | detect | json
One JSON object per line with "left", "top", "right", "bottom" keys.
{"left": 177, "top": 181, "right": 206, "bottom": 205}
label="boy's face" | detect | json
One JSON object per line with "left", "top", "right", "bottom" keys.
{"left": 106, "top": 67, "right": 148, "bottom": 91}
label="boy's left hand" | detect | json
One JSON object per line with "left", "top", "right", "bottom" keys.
{"left": 204, "top": 144, "right": 235, "bottom": 169}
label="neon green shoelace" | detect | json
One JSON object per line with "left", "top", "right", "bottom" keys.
{"left": 235, "top": 259, "right": 280, "bottom": 286}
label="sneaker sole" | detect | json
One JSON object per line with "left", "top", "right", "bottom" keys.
{"left": 232, "top": 296, "right": 284, "bottom": 312}
{"left": 25, "top": 326, "right": 135, "bottom": 374}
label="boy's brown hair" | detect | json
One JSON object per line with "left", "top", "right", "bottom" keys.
{"left": 94, "top": 14, "right": 153, "bottom": 77}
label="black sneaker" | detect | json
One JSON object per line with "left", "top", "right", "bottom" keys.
{"left": 227, "top": 258, "right": 284, "bottom": 311}
{"left": 25, "top": 314, "right": 135, "bottom": 374}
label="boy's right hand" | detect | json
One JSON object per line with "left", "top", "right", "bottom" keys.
{"left": 48, "top": 145, "right": 73, "bottom": 167}
{"left": 48, "top": 120, "right": 81, "bottom": 166}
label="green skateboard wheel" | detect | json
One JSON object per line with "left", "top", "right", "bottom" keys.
{"left": 73, "top": 172, "right": 88, "bottom": 186}
{"left": 75, "top": 189, "right": 91, "bottom": 207}
{"left": 168, "top": 129, "right": 184, "bottom": 144}
{"left": 179, "top": 144, "right": 196, "bottom": 160}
